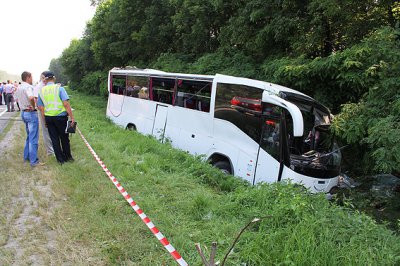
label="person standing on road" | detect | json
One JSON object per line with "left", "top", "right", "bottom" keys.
{"left": 0, "top": 82, "right": 3, "bottom": 105}
{"left": 14, "top": 81, "right": 21, "bottom": 111}
{"left": 15, "top": 71, "right": 43, "bottom": 167}
{"left": 2, "top": 82, "right": 6, "bottom": 105}
{"left": 4, "top": 80, "right": 15, "bottom": 112}
{"left": 37, "top": 71, "right": 75, "bottom": 164}
{"left": 33, "top": 72, "right": 54, "bottom": 156}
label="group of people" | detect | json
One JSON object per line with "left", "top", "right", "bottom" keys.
{"left": 0, "top": 80, "right": 21, "bottom": 112}
{"left": 13, "top": 71, "right": 75, "bottom": 167}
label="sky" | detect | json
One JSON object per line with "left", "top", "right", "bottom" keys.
{"left": 0, "top": 0, "right": 95, "bottom": 82}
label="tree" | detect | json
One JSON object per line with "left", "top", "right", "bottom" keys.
{"left": 49, "top": 58, "right": 68, "bottom": 85}
{"left": 333, "top": 27, "right": 400, "bottom": 174}
{"left": 169, "top": 0, "right": 221, "bottom": 56}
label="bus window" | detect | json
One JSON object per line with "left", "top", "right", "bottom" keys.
{"left": 176, "top": 79, "right": 211, "bottom": 112}
{"left": 215, "top": 83, "right": 263, "bottom": 142}
{"left": 126, "top": 76, "right": 148, "bottom": 98}
{"left": 151, "top": 77, "right": 175, "bottom": 104}
{"left": 111, "top": 75, "right": 126, "bottom": 95}
{"left": 260, "top": 104, "right": 282, "bottom": 160}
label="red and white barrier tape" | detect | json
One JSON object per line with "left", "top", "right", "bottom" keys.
{"left": 77, "top": 128, "right": 188, "bottom": 266}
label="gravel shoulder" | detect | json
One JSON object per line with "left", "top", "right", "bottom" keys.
{"left": 0, "top": 118, "right": 102, "bottom": 265}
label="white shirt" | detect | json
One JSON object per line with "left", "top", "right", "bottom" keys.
{"left": 15, "top": 82, "right": 34, "bottom": 110}
{"left": 33, "top": 80, "right": 45, "bottom": 98}
{"left": 4, "top": 83, "right": 14, "bottom": 94}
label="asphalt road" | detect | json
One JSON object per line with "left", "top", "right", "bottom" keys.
{"left": 0, "top": 104, "right": 20, "bottom": 134}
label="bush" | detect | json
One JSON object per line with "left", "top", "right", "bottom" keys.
{"left": 150, "top": 53, "right": 192, "bottom": 73}
{"left": 190, "top": 49, "right": 259, "bottom": 78}
{"left": 78, "top": 71, "right": 108, "bottom": 97}
{"left": 332, "top": 27, "right": 400, "bottom": 174}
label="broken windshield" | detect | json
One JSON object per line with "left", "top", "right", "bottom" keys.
{"left": 280, "top": 93, "right": 341, "bottom": 178}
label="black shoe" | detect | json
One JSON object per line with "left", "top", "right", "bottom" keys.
{"left": 66, "top": 157, "right": 74, "bottom": 162}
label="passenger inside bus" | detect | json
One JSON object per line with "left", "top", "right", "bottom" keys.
{"left": 151, "top": 77, "right": 175, "bottom": 104}
{"left": 138, "top": 87, "right": 149, "bottom": 99}
{"left": 183, "top": 97, "right": 196, "bottom": 109}
{"left": 126, "top": 85, "right": 141, "bottom": 97}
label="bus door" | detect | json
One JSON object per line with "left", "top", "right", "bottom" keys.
{"left": 213, "top": 74, "right": 267, "bottom": 183}
{"left": 253, "top": 93, "right": 304, "bottom": 184}
{"left": 254, "top": 104, "right": 282, "bottom": 184}
{"left": 152, "top": 104, "right": 169, "bottom": 142}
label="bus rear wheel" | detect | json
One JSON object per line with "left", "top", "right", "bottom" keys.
{"left": 126, "top": 124, "right": 136, "bottom": 131}
{"left": 213, "top": 161, "right": 232, "bottom": 175}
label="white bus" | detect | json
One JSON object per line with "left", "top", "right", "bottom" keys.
{"left": 106, "top": 67, "right": 341, "bottom": 193}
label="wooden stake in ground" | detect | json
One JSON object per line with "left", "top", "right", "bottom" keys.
{"left": 196, "top": 217, "right": 269, "bottom": 266}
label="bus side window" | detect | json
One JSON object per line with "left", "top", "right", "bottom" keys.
{"left": 176, "top": 79, "right": 211, "bottom": 112}
{"left": 111, "top": 75, "right": 127, "bottom": 95}
{"left": 151, "top": 77, "right": 175, "bottom": 105}
{"left": 215, "top": 83, "right": 263, "bottom": 142}
{"left": 126, "top": 76, "right": 148, "bottom": 98}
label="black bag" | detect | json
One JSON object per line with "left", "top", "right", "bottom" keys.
{"left": 65, "top": 120, "right": 77, "bottom": 134}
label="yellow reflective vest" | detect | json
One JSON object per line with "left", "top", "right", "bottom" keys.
{"left": 39, "top": 84, "right": 66, "bottom": 116}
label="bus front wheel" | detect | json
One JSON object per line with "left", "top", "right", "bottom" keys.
{"left": 213, "top": 161, "right": 232, "bottom": 175}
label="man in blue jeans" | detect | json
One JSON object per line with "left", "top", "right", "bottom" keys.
{"left": 15, "top": 71, "right": 43, "bottom": 167}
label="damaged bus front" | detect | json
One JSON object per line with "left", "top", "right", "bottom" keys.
{"left": 275, "top": 91, "right": 341, "bottom": 193}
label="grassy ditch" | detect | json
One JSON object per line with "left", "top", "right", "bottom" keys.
{"left": 52, "top": 89, "right": 400, "bottom": 265}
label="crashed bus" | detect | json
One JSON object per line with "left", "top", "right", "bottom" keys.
{"left": 106, "top": 67, "right": 341, "bottom": 193}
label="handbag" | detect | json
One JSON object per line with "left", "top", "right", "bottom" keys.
{"left": 65, "top": 120, "right": 77, "bottom": 134}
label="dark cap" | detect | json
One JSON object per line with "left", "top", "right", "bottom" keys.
{"left": 43, "top": 71, "right": 55, "bottom": 80}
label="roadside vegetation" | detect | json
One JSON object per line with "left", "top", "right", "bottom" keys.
{"left": 43, "top": 88, "right": 399, "bottom": 265}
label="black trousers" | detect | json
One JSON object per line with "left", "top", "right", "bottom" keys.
{"left": 5, "top": 93, "right": 14, "bottom": 111}
{"left": 0, "top": 93, "right": 2, "bottom": 105}
{"left": 45, "top": 115, "right": 72, "bottom": 163}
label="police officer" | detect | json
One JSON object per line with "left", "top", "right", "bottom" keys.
{"left": 37, "top": 71, "right": 75, "bottom": 164}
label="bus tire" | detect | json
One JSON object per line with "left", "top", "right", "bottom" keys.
{"left": 126, "top": 124, "right": 136, "bottom": 131}
{"left": 213, "top": 161, "right": 232, "bottom": 175}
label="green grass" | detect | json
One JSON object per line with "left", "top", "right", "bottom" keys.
{"left": 50, "top": 88, "right": 400, "bottom": 265}
{"left": 0, "top": 112, "right": 17, "bottom": 142}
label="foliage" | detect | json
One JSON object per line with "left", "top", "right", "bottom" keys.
{"left": 150, "top": 53, "right": 191, "bottom": 73}
{"left": 332, "top": 27, "right": 400, "bottom": 174}
{"left": 48, "top": 58, "right": 68, "bottom": 85}
{"left": 60, "top": 0, "right": 400, "bottom": 85}
{"left": 190, "top": 49, "right": 259, "bottom": 78}
{"left": 60, "top": 37, "right": 97, "bottom": 86}
{"left": 52, "top": 88, "right": 400, "bottom": 265}
{"left": 78, "top": 71, "right": 108, "bottom": 97}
